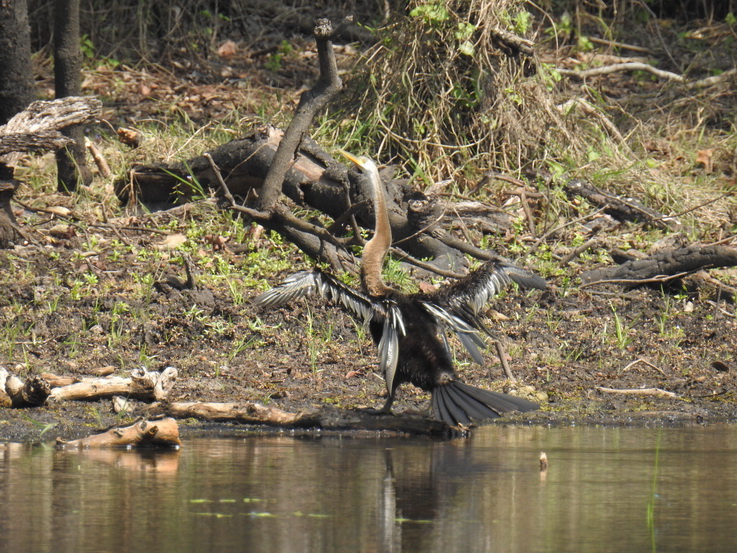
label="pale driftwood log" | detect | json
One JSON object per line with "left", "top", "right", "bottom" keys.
{"left": 164, "top": 401, "right": 319, "bottom": 427}
{"left": 40, "top": 372, "right": 78, "bottom": 387}
{"left": 0, "top": 96, "right": 102, "bottom": 156}
{"left": 161, "top": 401, "right": 454, "bottom": 436}
{"left": 49, "top": 367, "right": 177, "bottom": 402}
{"left": 3, "top": 372, "right": 51, "bottom": 407}
{"left": 58, "top": 418, "right": 181, "bottom": 449}
{"left": 49, "top": 376, "right": 140, "bottom": 401}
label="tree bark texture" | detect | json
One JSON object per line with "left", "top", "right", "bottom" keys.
{"left": 0, "top": 166, "right": 23, "bottom": 247}
{"left": 0, "top": 96, "right": 101, "bottom": 247}
{"left": 0, "top": 96, "right": 102, "bottom": 156}
{"left": 581, "top": 245, "right": 737, "bottom": 285}
{"left": 0, "top": 0, "right": 35, "bottom": 124}
{"left": 54, "top": 0, "right": 92, "bottom": 191}
{"left": 257, "top": 19, "right": 342, "bottom": 211}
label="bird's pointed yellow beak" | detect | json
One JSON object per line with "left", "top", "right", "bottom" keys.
{"left": 336, "top": 149, "right": 362, "bottom": 168}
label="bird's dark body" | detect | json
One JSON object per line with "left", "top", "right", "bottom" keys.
{"left": 368, "top": 293, "right": 454, "bottom": 393}
{"left": 365, "top": 287, "right": 540, "bottom": 425}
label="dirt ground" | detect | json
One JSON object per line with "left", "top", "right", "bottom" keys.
{"left": 1, "top": 212, "right": 735, "bottom": 443}
{"left": 2, "top": 9, "right": 737, "bottom": 442}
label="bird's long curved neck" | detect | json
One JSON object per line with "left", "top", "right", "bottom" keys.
{"left": 361, "top": 171, "right": 392, "bottom": 296}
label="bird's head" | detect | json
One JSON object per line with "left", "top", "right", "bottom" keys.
{"left": 337, "top": 149, "right": 379, "bottom": 178}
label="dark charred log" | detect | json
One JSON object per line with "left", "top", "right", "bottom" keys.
{"left": 581, "top": 245, "right": 737, "bottom": 286}
{"left": 564, "top": 178, "right": 680, "bottom": 230}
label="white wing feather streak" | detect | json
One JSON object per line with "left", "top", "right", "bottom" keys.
{"left": 255, "top": 270, "right": 407, "bottom": 336}
{"left": 420, "top": 301, "right": 486, "bottom": 364}
{"left": 377, "top": 317, "right": 399, "bottom": 393}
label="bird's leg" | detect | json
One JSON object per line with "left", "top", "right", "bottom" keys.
{"left": 359, "top": 391, "right": 395, "bottom": 416}
{"left": 378, "top": 392, "right": 395, "bottom": 413}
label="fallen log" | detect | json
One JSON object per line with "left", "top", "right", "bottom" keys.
{"left": 0, "top": 96, "right": 102, "bottom": 156}
{"left": 581, "top": 244, "right": 737, "bottom": 286}
{"left": 49, "top": 367, "right": 177, "bottom": 402}
{"left": 160, "top": 401, "right": 455, "bottom": 437}
{"left": 118, "top": 126, "right": 467, "bottom": 272}
{"left": 162, "top": 401, "right": 320, "bottom": 427}
{"left": 597, "top": 386, "right": 679, "bottom": 399}
{"left": 0, "top": 96, "right": 102, "bottom": 247}
{"left": 113, "top": 19, "right": 496, "bottom": 275}
{"left": 564, "top": 178, "right": 679, "bottom": 229}
{"left": 58, "top": 418, "right": 181, "bottom": 449}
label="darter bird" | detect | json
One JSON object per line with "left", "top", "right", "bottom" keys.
{"left": 256, "top": 151, "right": 545, "bottom": 427}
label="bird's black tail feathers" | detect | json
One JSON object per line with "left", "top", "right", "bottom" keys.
{"left": 431, "top": 380, "right": 539, "bottom": 427}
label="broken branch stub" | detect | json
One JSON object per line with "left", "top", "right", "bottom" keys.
{"left": 3, "top": 372, "right": 51, "bottom": 407}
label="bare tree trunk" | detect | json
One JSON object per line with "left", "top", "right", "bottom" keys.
{"left": 54, "top": 0, "right": 92, "bottom": 192}
{"left": 0, "top": 0, "right": 34, "bottom": 124}
{"left": 256, "top": 19, "right": 343, "bottom": 211}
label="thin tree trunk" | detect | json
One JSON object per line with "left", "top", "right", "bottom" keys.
{"left": 0, "top": 0, "right": 34, "bottom": 124}
{"left": 54, "top": 0, "right": 92, "bottom": 192}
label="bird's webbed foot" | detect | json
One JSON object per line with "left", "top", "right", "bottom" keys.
{"left": 358, "top": 394, "right": 395, "bottom": 416}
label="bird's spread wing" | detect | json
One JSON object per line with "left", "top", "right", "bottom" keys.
{"left": 441, "top": 262, "right": 546, "bottom": 313}
{"left": 255, "top": 270, "right": 405, "bottom": 389}
{"left": 423, "top": 261, "right": 546, "bottom": 362}
{"left": 254, "top": 270, "right": 322, "bottom": 309}
{"left": 419, "top": 301, "right": 486, "bottom": 365}
{"left": 255, "top": 270, "right": 376, "bottom": 322}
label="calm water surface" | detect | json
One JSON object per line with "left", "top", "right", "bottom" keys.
{"left": 2, "top": 425, "right": 737, "bottom": 553}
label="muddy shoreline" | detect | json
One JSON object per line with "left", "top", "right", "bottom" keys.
{"left": 2, "top": 216, "right": 736, "bottom": 445}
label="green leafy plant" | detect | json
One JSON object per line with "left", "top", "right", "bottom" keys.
{"left": 265, "top": 40, "right": 294, "bottom": 72}
{"left": 610, "top": 302, "right": 633, "bottom": 350}
{"left": 409, "top": 2, "right": 450, "bottom": 25}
